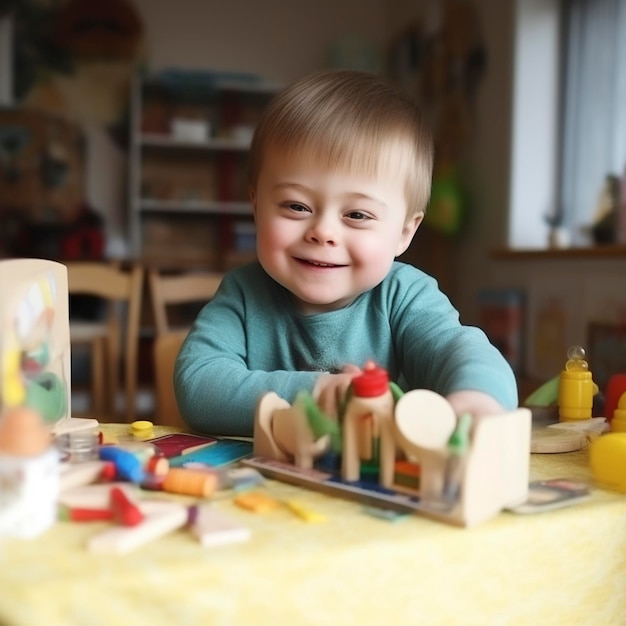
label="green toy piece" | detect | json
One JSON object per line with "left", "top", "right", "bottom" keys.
{"left": 427, "top": 166, "right": 465, "bottom": 236}
{"left": 389, "top": 381, "right": 404, "bottom": 402}
{"left": 523, "top": 375, "right": 560, "bottom": 407}
{"left": 297, "top": 391, "right": 343, "bottom": 453}
{"left": 447, "top": 412, "right": 473, "bottom": 455}
{"left": 299, "top": 378, "right": 405, "bottom": 455}
{"left": 25, "top": 371, "right": 67, "bottom": 425}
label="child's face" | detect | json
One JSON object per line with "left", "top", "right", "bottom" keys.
{"left": 250, "top": 145, "right": 423, "bottom": 315}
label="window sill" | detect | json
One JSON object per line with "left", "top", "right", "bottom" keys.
{"left": 491, "top": 245, "right": 626, "bottom": 260}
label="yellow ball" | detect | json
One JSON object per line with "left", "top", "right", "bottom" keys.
{"left": 589, "top": 433, "right": 626, "bottom": 492}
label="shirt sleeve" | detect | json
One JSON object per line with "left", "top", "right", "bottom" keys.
{"left": 388, "top": 268, "right": 519, "bottom": 410}
{"left": 173, "top": 272, "right": 320, "bottom": 436}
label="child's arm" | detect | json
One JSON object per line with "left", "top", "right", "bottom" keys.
{"left": 173, "top": 269, "right": 323, "bottom": 436}
{"left": 446, "top": 390, "right": 506, "bottom": 419}
{"left": 390, "top": 266, "right": 518, "bottom": 411}
{"left": 174, "top": 334, "right": 320, "bottom": 437}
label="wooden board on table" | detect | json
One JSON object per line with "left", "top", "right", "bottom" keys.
{"left": 531, "top": 428, "right": 587, "bottom": 454}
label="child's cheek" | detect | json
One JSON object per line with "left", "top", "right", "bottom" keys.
{"left": 350, "top": 233, "right": 396, "bottom": 268}
{"left": 265, "top": 219, "right": 298, "bottom": 249}
{"left": 256, "top": 220, "right": 293, "bottom": 263}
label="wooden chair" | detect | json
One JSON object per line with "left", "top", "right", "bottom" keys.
{"left": 148, "top": 269, "right": 224, "bottom": 335}
{"left": 148, "top": 269, "right": 224, "bottom": 425}
{"left": 153, "top": 330, "right": 188, "bottom": 428}
{"left": 66, "top": 262, "right": 144, "bottom": 422}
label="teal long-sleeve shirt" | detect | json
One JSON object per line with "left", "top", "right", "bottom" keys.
{"left": 174, "top": 262, "right": 518, "bottom": 436}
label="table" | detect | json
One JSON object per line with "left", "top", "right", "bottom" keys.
{"left": 1, "top": 423, "right": 625, "bottom": 626}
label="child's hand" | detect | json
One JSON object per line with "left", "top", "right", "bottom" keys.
{"left": 446, "top": 390, "right": 506, "bottom": 420}
{"left": 313, "top": 364, "right": 362, "bottom": 418}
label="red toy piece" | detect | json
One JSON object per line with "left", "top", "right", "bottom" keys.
{"left": 604, "top": 374, "right": 626, "bottom": 423}
{"left": 109, "top": 486, "right": 144, "bottom": 526}
{"left": 351, "top": 361, "right": 389, "bottom": 397}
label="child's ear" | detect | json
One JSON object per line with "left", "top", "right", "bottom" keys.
{"left": 249, "top": 186, "right": 257, "bottom": 217}
{"left": 396, "top": 212, "right": 424, "bottom": 256}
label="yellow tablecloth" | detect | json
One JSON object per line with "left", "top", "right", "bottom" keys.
{"left": 1, "top": 423, "right": 625, "bottom": 626}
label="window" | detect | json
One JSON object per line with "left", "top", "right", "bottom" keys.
{"left": 560, "top": 0, "right": 626, "bottom": 245}
{"left": 509, "top": 0, "right": 626, "bottom": 249}
{"left": 509, "top": 0, "right": 561, "bottom": 248}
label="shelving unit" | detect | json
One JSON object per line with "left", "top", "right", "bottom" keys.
{"left": 128, "top": 71, "right": 281, "bottom": 269}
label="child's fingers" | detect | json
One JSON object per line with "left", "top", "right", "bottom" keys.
{"left": 314, "top": 372, "right": 358, "bottom": 418}
{"left": 316, "top": 387, "right": 339, "bottom": 418}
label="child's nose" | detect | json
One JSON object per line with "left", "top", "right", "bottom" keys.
{"left": 305, "top": 217, "right": 338, "bottom": 246}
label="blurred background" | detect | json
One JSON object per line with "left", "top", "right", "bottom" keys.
{"left": 1, "top": 0, "right": 625, "bottom": 397}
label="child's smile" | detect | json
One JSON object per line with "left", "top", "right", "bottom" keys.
{"left": 296, "top": 259, "right": 344, "bottom": 268}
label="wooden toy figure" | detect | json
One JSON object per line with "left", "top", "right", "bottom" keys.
{"left": 254, "top": 391, "right": 331, "bottom": 469}
{"left": 393, "top": 389, "right": 532, "bottom": 526}
{"left": 341, "top": 362, "right": 396, "bottom": 485}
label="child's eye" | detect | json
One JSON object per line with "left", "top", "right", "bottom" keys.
{"left": 286, "top": 202, "right": 310, "bottom": 213}
{"left": 346, "top": 211, "right": 372, "bottom": 221}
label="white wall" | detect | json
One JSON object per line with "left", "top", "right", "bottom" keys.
{"left": 132, "top": 0, "right": 389, "bottom": 81}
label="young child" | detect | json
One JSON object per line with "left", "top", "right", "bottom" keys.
{"left": 174, "top": 69, "right": 518, "bottom": 436}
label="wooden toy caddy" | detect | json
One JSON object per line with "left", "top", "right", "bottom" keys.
{"left": 244, "top": 369, "right": 531, "bottom": 528}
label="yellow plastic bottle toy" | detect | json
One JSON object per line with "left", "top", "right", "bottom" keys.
{"left": 611, "top": 392, "right": 626, "bottom": 432}
{"left": 558, "top": 345, "right": 599, "bottom": 422}
{"left": 589, "top": 432, "right": 626, "bottom": 493}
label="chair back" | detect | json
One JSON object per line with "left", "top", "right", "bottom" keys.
{"left": 66, "top": 262, "right": 143, "bottom": 422}
{"left": 148, "top": 269, "right": 224, "bottom": 425}
{"left": 148, "top": 270, "right": 224, "bottom": 335}
{"left": 153, "top": 330, "right": 188, "bottom": 428}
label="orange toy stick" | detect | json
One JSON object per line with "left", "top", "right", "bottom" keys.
{"left": 162, "top": 468, "right": 218, "bottom": 498}
{"left": 234, "top": 491, "right": 280, "bottom": 513}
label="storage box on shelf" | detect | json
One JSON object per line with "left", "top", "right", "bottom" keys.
{"left": 128, "top": 71, "right": 282, "bottom": 270}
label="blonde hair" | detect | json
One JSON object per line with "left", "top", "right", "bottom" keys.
{"left": 248, "top": 69, "right": 434, "bottom": 217}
